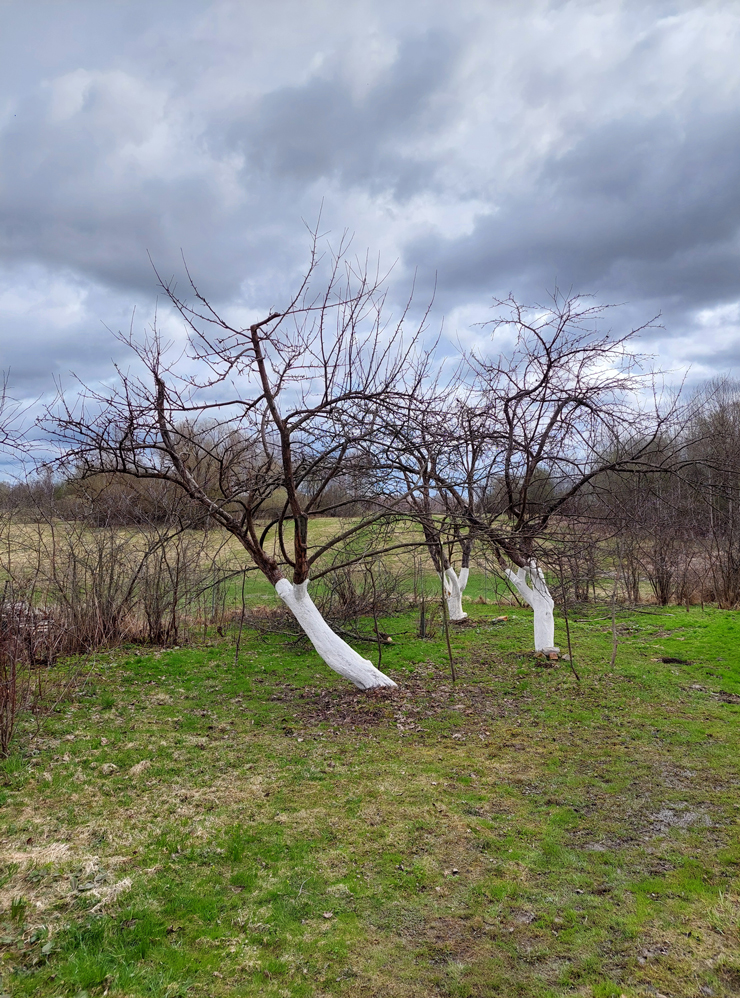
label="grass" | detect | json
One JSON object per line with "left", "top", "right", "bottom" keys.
{"left": 1, "top": 597, "right": 739, "bottom": 997}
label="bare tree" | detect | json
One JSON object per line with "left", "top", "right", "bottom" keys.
{"left": 386, "top": 397, "right": 477, "bottom": 621}
{"left": 44, "top": 238, "right": 429, "bottom": 688}
{"left": 684, "top": 379, "right": 740, "bottom": 608}
{"left": 424, "top": 294, "right": 686, "bottom": 651}
{"left": 0, "top": 372, "right": 19, "bottom": 453}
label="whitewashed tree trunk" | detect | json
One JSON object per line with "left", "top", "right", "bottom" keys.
{"left": 505, "top": 563, "right": 557, "bottom": 652}
{"left": 440, "top": 568, "right": 470, "bottom": 620}
{"left": 440, "top": 567, "right": 469, "bottom": 621}
{"left": 275, "top": 579, "right": 397, "bottom": 689}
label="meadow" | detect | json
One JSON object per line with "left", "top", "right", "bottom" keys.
{"left": 1, "top": 590, "right": 739, "bottom": 998}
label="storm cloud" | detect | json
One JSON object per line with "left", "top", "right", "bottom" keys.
{"left": 1, "top": 0, "right": 739, "bottom": 400}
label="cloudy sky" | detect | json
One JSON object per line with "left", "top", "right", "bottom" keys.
{"left": 1, "top": 0, "right": 739, "bottom": 416}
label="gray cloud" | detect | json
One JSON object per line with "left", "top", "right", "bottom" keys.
{"left": 0, "top": 72, "right": 291, "bottom": 298}
{"left": 408, "top": 106, "right": 740, "bottom": 311}
{"left": 237, "top": 30, "right": 459, "bottom": 196}
{"left": 1, "top": 0, "right": 740, "bottom": 412}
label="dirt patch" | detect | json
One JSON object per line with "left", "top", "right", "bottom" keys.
{"left": 295, "top": 686, "right": 398, "bottom": 729}
{"left": 712, "top": 690, "right": 740, "bottom": 704}
{"left": 404, "top": 915, "right": 486, "bottom": 962}
{"left": 651, "top": 805, "right": 712, "bottom": 833}
{"left": 718, "top": 962, "right": 740, "bottom": 990}
{"left": 291, "top": 676, "right": 521, "bottom": 733}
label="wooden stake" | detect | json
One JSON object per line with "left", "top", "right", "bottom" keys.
{"left": 234, "top": 569, "right": 247, "bottom": 667}
{"left": 558, "top": 555, "right": 580, "bottom": 683}
{"left": 610, "top": 583, "right": 618, "bottom": 670}
{"left": 439, "top": 543, "right": 456, "bottom": 682}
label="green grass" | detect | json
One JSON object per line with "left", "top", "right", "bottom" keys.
{"left": 1, "top": 599, "right": 739, "bottom": 997}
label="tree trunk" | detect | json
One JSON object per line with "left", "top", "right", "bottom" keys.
{"left": 505, "top": 564, "right": 557, "bottom": 652}
{"left": 441, "top": 567, "right": 469, "bottom": 621}
{"left": 275, "top": 579, "right": 397, "bottom": 689}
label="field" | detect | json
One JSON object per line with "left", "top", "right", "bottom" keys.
{"left": 1, "top": 595, "right": 740, "bottom": 997}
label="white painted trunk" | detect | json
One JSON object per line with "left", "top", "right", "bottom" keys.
{"left": 275, "top": 579, "right": 397, "bottom": 689}
{"left": 505, "top": 564, "right": 556, "bottom": 651}
{"left": 440, "top": 567, "right": 469, "bottom": 621}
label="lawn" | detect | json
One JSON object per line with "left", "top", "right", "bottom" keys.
{"left": 1, "top": 599, "right": 739, "bottom": 997}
